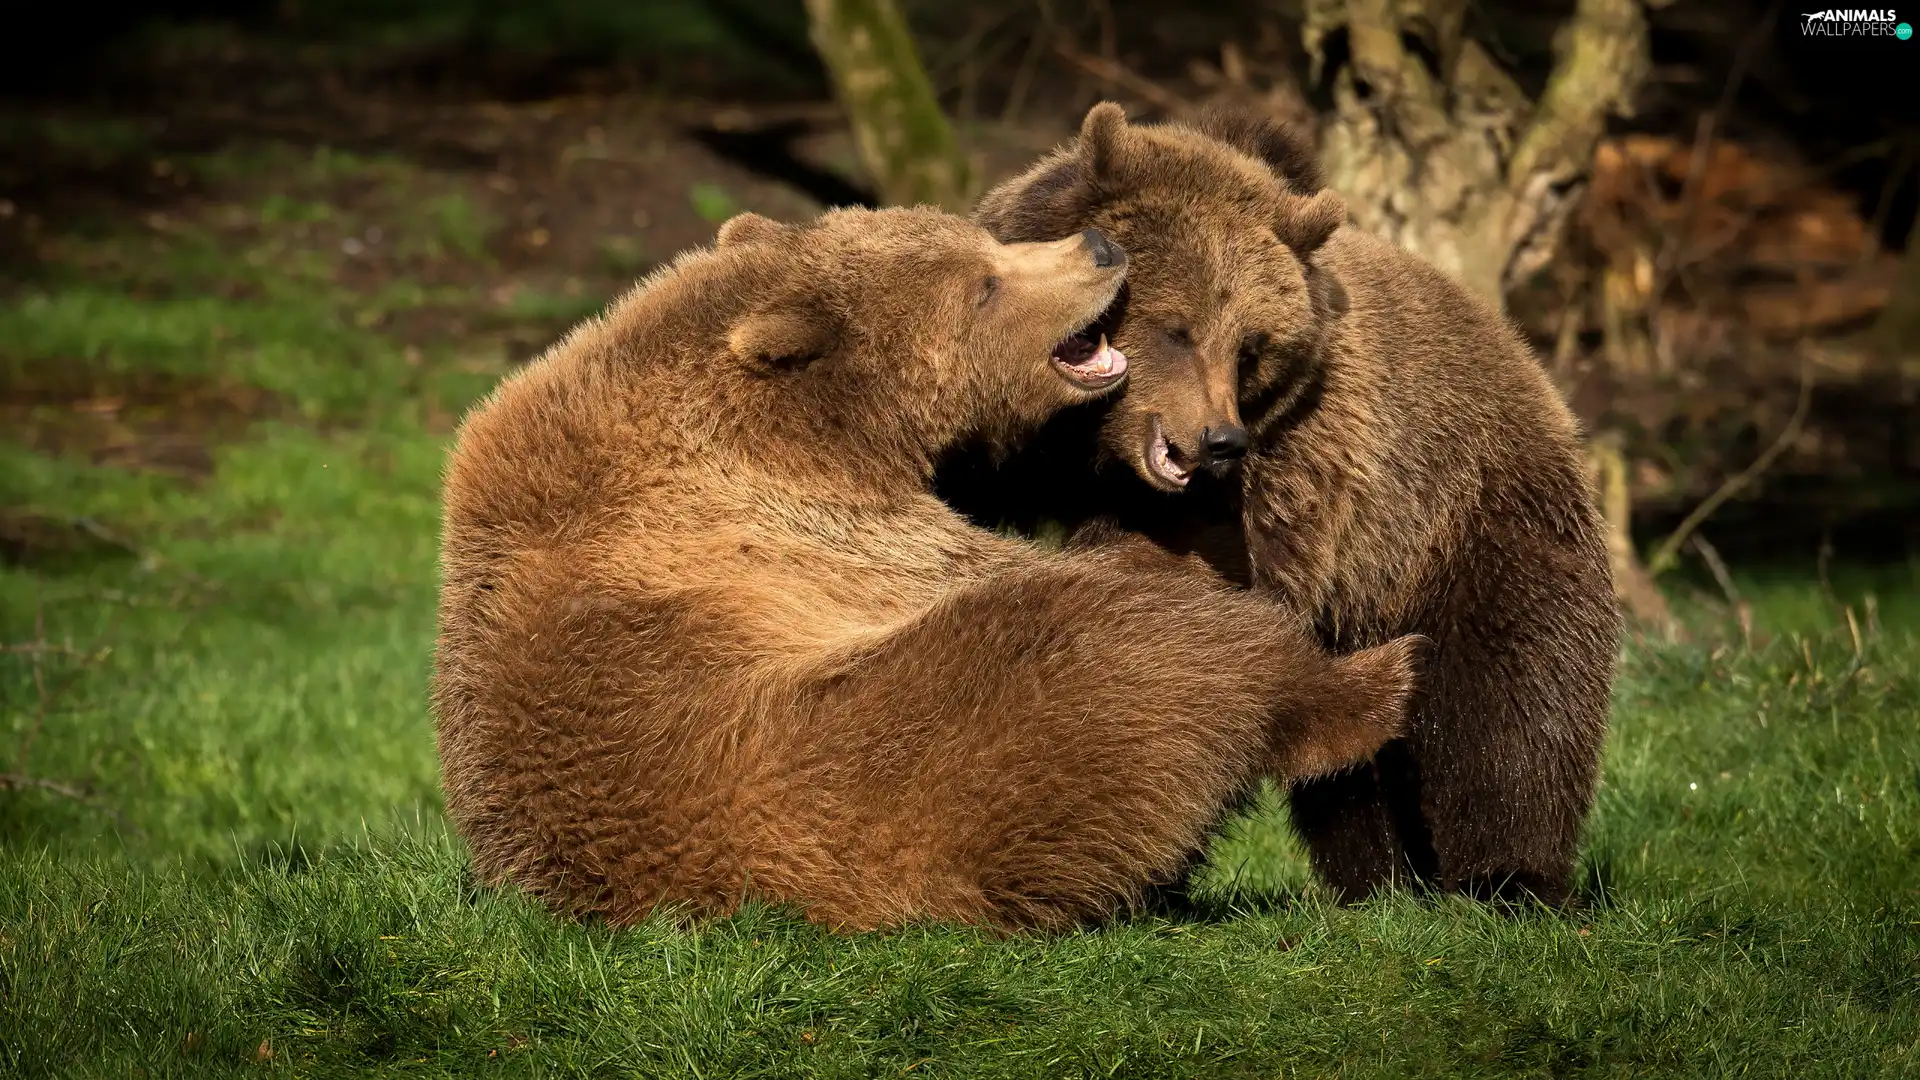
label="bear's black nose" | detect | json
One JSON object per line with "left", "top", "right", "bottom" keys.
{"left": 1202, "top": 424, "right": 1250, "bottom": 461}
{"left": 1081, "top": 228, "right": 1123, "bottom": 269}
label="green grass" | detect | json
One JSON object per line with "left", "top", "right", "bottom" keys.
{"left": 3, "top": 129, "right": 1919, "bottom": 1079}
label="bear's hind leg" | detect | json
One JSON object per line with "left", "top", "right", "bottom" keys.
{"left": 798, "top": 559, "right": 1418, "bottom": 930}
{"left": 1286, "top": 739, "right": 1436, "bottom": 901}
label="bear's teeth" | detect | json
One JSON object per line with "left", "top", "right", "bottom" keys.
{"left": 1148, "top": 424, "right": 1189, "bottom": 484}
{"left": 1087, "top": 334, "right": 1126, "bottom": 376}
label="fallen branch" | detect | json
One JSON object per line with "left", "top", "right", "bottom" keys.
{"left": 0, "top": 772, "right": 93, "bottom": 801}
{"left": 1647, "top": 364, "right": 1814, "bottom": 575}
{"left": 701, "top": 102, "right": 848, "bottom": 133}
{"left": 0, "top": 772, "right": 143, "bottom": 836}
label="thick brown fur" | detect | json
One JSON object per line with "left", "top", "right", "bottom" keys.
{"left": 960, "top": 104, "right": 1621, "bottom": 907}
{"left": 432, "top": 206, "right": 1424, "bottom": 932}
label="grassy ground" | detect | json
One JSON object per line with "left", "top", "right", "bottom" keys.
{"left": 4, "top": 100, "right": 1920, "bottom": 1080}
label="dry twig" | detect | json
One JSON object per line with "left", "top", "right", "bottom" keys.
{"left": 1690, "top": 533, "right": 1753, "bottom": 650}
{"left": 1674, "top": 0, "right": 1777, "bottom": 262}
{"left": 1090, "top": 0, "right": 1118, "bottom": 101}
{"left": 1000, "top": 0, "right": 1056, "bottom": 125}
{"left": 1051, "top": 41, "right": 1191, "bottom": 114}
{"left": 6, "top": 579, "right": 136, "bottom": 829}
{"left": 1648, "top": 365, "right": 1814, "bottom": 575}
{"left": 0, "top": 772, "right": 94, "bottom": 802}
{"left": 1689, "top": 533, "right": 1742, "bottom": 607}
{"left": 1817, "top": 531, "right": 1837, "bottom": 607}
{"left": 0, "top": 772, "right": 142, "bottom": 836}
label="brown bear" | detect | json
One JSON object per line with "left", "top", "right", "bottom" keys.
{"left": 431, "top": 205, "right": 1426, "bottom": 932}
{"left": 948, "top": 103, "right": 1620, "bottom": 907}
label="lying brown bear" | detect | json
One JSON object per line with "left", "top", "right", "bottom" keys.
{"left": 432, "top": 206, "right": 1424, "bottom": 931}
{"left": 944, "top": 103, "right": 1619, "bottom": 907}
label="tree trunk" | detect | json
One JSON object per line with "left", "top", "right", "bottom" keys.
{"left": 804, "top": 0, "right": 972, "bottom": 212}
{"left": 1305, "top": 0, "right": 1672, "bottom": 629}
{"left": 1307, "top": 0, "right": 1650, "bottom": 301}
{"left": 1587, "top": 437, "right": 1673, "bottom": 629}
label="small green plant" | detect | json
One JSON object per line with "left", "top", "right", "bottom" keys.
{"left": 257, "top": 194, "right": 333, "bottom": 224}
{"left": 688, "top": 182, "right": 740, "bottom": 225}
{"left": 425, "top": 193, "right": 496, "bottom": 261}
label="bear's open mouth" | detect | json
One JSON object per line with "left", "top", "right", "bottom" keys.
{"left": 1051, "top": 321, "right": 1128, "bottom": 391}
{"left": 1143, "top": 415, "right": 1194, "bottom": 490}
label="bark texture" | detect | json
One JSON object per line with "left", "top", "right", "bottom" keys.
{"left": 1306, "top": 0, "right": 1651, "bottom": 303}
{"left": 805, "top": 0, "right": 972, "bottom": 212}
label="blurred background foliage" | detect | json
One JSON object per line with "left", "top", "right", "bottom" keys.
{"left": 6, "top": 0, "right": 1914, "bottom": 577}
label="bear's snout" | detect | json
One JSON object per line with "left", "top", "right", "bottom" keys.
{"left": 1080, "top": 228, "right": 1125, "bottom": 269}
{"left": 1202, "top": 424, "right": 1250, "bottom": 463}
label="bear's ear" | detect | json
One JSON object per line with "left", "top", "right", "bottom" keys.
{"left": 727, "top": 309, "right": 840, "bottom": 372}
{"left": 1077, "top": 101, "right": 1130, "bottom": 183}
{"left": 716, "top": 212, "right": 791, "bottom": 249}
{"left": 974, "top": 155, "right": 1093, "bottom": 243}
{"left": 1184, "top": 102, "right": 1326, "bottom": 193}
{"left": 1274, "top": 189, "right": 1346, "bottom": 258}
{"left": 974, "top": 103, "right": 1123, "bottom": 242}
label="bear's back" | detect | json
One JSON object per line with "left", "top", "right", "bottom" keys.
{"left": 1319, "top": 227, "right": 1582, "bottom": 463}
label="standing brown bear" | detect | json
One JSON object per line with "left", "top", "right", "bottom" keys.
{"left": 950, "top": 103, "right": 1620, "bottom": 907}
{"left": 433, "top": 205, "right": 1425, "bottom": 932}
